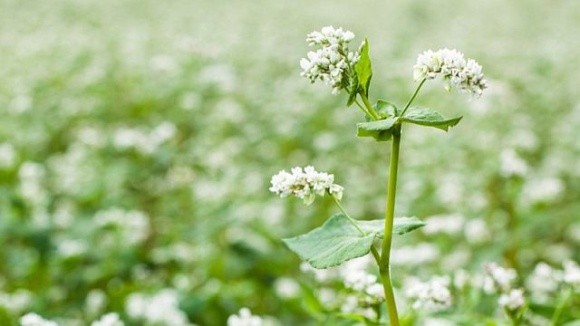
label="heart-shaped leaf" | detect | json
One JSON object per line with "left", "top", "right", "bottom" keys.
{"left": 356, "top": 117, "right": 397, "bottom": 141}
{"left": 401, "top": 107, "right": 462, "bottom": 131}
{"left": 283, "top": 214, "right": 375, "bottom": 269}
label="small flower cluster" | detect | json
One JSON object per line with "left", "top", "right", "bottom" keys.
{"left": 413, "top": 48, "right": 487, "bottom": 97}
{"left": 227, "top": 308, "right": 262, "bottom": 326}
{"left": 483, "top": 262, "right": 526, "bottom": 312}
{"left": 300, "top": 26, "right": 359, "bottom": 94}
{"left": 404, "top": 276, "right": 453, "bottom": 312}
{"left": 269, "top": 166, "right": 343, "bottom": 205}
{"left": 20, "top": 313, "right": 58, "bottom": 326}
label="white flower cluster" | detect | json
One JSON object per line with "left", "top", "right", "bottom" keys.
{"left": 498, "top": 289, "right": 525, "bottom": 311}
{"left": 483, "top": 262, "right": 525, "bottom": 312}
{"left": 404, "top": 276, "right": 453, "bottom": 312}
{"left": 125, "top": 289, "right": 189, "bottom": 325}
{"left": 91, "top": 313, "right": 124, "bottom": 326}
{"left": 269, "top": 166, "right": 344, "bottom": 205}
{"left": 413, "top": 48, "right": 487, "bottom": 97}
{"left": 483, "top": 262, "right": 518, "bottom": 293}
{"left": 20, "top": 313, "right": 58, "bottom": 326}
{"left": 300, "top": 26, "right": 359, "bottom": 94}
{"left": 227, "top": 308, "right": 262, "bottom": 326}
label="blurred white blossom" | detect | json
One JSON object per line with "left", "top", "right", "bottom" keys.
{"left": 498, "top": 288, "right": 525, "bottom": 311}
{"left": 563, "top": 260, "right": 580, "bottom": 287}
{"left": 91, "top": 313, "right": 124, "bottom": 326}
{"left": 19, "top": 313, "right": 58, "bottom": 326}
{"left": 483, "top": 262, "right": 518, "bottom": 293}
{"left": 0, "top": 142, "right": 17, "bottom": 169}
{"left": 227, "top": 308, "right": 262, "bottom": 326}
{"left": 404, "top": 276, "right": 453, "bottom": 312}
{"left": 125, "top": 289, "right": 189, "bottom": 325}
{"left": 500, "top": 149, "right": 528, "bottom": 177}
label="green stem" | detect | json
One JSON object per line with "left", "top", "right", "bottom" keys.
{"left": 379, "top": 125, "right": 402, "bottom": 326}
{"left": 354, "top": 99, "right": 375, "bottom": 120}
{"left": 551, "top": 289, "right": 572, "bottom": 325}
{"left": 359, "top": 92, "right": 381, "bottom": 120}
{"left": 332, "top": 195, "right": 365, "bottom": 235}
{"left": 399, "top": 79, "right": 426, "bottom": 117}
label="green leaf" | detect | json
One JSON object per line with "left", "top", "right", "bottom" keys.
{"left": 374, "top": 99, "right": 398, "bottom": 118}
{"left": 356, "top": 117, "right": 397, "bottom": 141}
{"left": 400, "top": 106, "right": 462, "bottom": 131}
{"left": 354, "top": 38, "right": 372, "bottom": 96}
{"left": 358, "top": 216, "right": 426, "bottom": 236}
{"left": 346, "top": 74, "right": 359, "bottom": 107}
{"left": 283, "top": 214, "right": 375, "bottom": 269}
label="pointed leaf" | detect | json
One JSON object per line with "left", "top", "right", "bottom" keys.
{"left": 401, "top": 106, "right": 462, "bottom": 131}
{"left": 283, "top": 214, "right": 375, "bottom": 269}
{"left": 358, "top": 216, "right": 426, "bottom": 237}
{"left": 354, "top": 38, "right": 372, "bottom": 96}
{"left": 356, "top": 117, "right": 397, "bottom": 141}
{"left": 374, "top": 100, "right": 398, "bottom": 118}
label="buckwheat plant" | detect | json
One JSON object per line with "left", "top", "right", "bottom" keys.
{"left": 270, "top": 26, "right": 487, "bottom": 325}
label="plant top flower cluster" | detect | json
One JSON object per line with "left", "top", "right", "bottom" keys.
{"left": 300, "top": 26, "right": 360, "bottom": 95}
{"left": 413, "top": 48, "right": 487, "bottom": 97}
{"left": 269, "top": 166, "right": 343, "bottom": 205}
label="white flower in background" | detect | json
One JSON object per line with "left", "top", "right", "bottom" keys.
{"left": 0, "top": 142, "right": 17, "bottom": 169}
{"left": 19, "top": 313, "right": 58, "bottom": 326}
{"left": 464, "top": 218, "right": 491, "bottom": 244}
{"left": 125, "top": 289, "right": 189, "bottom": 325}
{"left": 85, "top": 289, "right": 107, "bottom": 317}
{"left": 404, "top": 276, "right": 453, "bottom": 312}
{"left": 391, "top": 243, "right": 439, "bottom": 266}
{"left": 500, "top": 149, "right": 528, "bottom": 177}
{"left": 301, "top": 26, "right": 359, "bottom": 95}
{"left": 498, "top": 288, "right": 525, "bottom": 311}
{"left": 422, "top": 213, "right": 465, "bottom": 235}
{"left": 91, "top": 313, "right": 124, "bottom": 326}
{"left": 521, "top": 177, "right": 564, "bottom": 205}
{"left": 227, "top": 308, "right": 262, "bottom": 326}
{"left": 94, "top": 208, "right": 150, "bottom": 246}
{"left": 274, "top": 277, "right": 300, "bottom": 299}
{"left": 526, "top": 262, "right": 561, "bottom": 301}
{"left": 563, "top": 260, "right": 580, "bottom": 287}
{"left": 0, "top": 289, "right": 31, "bottom": 313}
{"left": 413, "top": 48, "right": 487, "bottom": 97}
{"left": 483, "top": 263, "right": 518, "bottom": 293}
{"left": 269, "top": 166, "right": 343, "bottom": 205}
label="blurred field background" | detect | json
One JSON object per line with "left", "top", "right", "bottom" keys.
{"left": 1, "top": 0, "right": 579, "bottom": 324}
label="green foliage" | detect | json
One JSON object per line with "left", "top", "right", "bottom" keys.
{"left": 354, "top": 38, "right": 373, "bottom": 97}
{"left": 356, "top": 117, "right": 397, "bottom": 141}
{"left": 400, "top": 106, "right": 462, "bottom": 131}
{"left": 283, "top": 214, "right": 376, "bottom": 269}
{"left": 283, "top": 214, "right": 425, "bottom": 269}
{"left": 374, "top": 100, "right": 398, "bottom": 118}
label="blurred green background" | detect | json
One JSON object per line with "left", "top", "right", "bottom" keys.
{"left": 0, "top": 0, "right": 579, "bottom": 324}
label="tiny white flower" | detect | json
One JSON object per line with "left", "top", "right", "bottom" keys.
{"left": 20, "top": 313, "right": 58, "bottom": 326}
{"left": 498, "top": 288, "right": 525, "bottom": 311}
{"left": 404, "top": 276, "right": 453, "bottom": 312}
{"left": 483, "top": 262, "right": 518, "bottom": 293}
{"left": 563, "top": 260, "right": 580, "bottom": 287}
{"left": 227, "top": 308, "right": 262, "bottom": 326}
{"left": 91, "top": 312, "right": 124, "bottom": 326}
